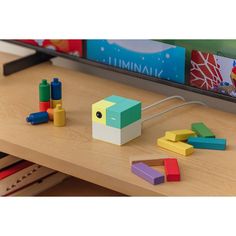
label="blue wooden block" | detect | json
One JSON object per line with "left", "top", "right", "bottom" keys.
{"left": 187, "top": 137, "right": 226, "bottom": 150}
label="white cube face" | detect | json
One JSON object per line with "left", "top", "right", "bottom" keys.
{"left": 92, "top": 120, "right": 142, "bottom": 145}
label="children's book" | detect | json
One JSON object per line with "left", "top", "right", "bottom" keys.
{"left": 190, "top": 50, "right": 236, "bottom": 97}
{"left": 87, "top": 40, "right": 186, "bottom": 84}
{"left": 9, "top": 172, "right": 68, "bottom": 196}
{"left": 0, "top": 161, "right": 55, "bottom": 196}
{"left": 0, "top": 155, "right": 21, "bottom": 170}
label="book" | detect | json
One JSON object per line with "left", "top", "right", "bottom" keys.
{"left": 0, "top": 160, "right": 55, "bottom": 196}
{"left": 0, "top": 155, "right": 22, "bottom": 170}
{"left": 9, "top": 172, "right": 68, "bottom": 196}
{"left": 190, "top": 50, "right": 236, "bottom": 98}
{"left": 0, "top": 152, "right": 8, "bottom": 158}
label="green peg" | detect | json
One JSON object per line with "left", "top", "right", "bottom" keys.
{"left": 39, "top": 79, "right": 50, "bottom": 102}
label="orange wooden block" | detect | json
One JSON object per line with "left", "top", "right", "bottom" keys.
{"left": 129, "top": 154, "right": 166, "bottom": 166}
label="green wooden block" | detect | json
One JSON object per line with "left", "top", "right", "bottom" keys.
{"left": 39, "top": 79, "right": 50, "bottom": 102}
{"left": 106, "top": 99, "right": 141, "bottom": 128}
{"left": 191, "top": 122, "right": 215, "bottom": 138}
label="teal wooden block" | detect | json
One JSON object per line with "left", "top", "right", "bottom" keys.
{"left": 106, "top": 100, "right": 141, "bottom": 128}
{"left": 104, "top": 95, "right": 126, "bottom": 103}
{"left": 187, "top": 137, "right": 226, "bottom": 150}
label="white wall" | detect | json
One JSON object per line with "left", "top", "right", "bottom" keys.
{"left": 0, "top": 41, "right": 33, "bottom": 56}
{"left": 0, "top": 41, "right": 235, "bottom": 114}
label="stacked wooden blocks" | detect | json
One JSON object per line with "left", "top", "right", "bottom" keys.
{"left": 130, "top": 155, "right": 180, "bottom": 185}
{"left": 188, "top": 122, "right": 226, "bottom": 150}
{"left": 92, "top": 95, "right": 142, "bottom": 145}
{"left": 157, "top": 122, "right": 226, "bottom": 156}
{"left": 157, "top": 129, "right": 196, "bottom": 156}
{"left": 26, "top": 78, "right": 66, "bottom": 127}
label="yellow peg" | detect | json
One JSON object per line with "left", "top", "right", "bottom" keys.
{"left": 52, "top": 99, "right": 62, "bottom": 108}
{"left": 54, "top": 104, "right": 66, "bottom": 127}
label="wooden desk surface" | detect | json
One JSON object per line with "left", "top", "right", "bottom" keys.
{"left": 0, "top": 51, "right": 236, "bottom": 196}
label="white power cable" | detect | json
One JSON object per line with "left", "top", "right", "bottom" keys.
{"left": 142, "top": 95, "right": 185, "bottom": 111}
{"left": 142, "top": 101, "right": 207, "bottom": 123}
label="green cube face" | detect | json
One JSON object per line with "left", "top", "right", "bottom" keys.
{"left": 191, "top": 122, "right": 215, "bottom": 138}
{"left": 104, "top": 95, "right": 141, "bottom": 129}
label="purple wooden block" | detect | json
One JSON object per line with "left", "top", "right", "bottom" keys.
{"left": 131, "top": 162, "right": 164, "bottom": 185}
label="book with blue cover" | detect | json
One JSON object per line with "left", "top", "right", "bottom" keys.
{"left": 87, "top": 40, "right": 186, "bottom": 84}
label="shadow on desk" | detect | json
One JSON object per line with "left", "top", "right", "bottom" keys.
{"left": 39, "top": 177, "right": 125, "bottom": 197}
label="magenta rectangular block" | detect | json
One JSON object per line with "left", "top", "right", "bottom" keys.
{"left": 131, "top": 162, "right": 164, "bottom": 185}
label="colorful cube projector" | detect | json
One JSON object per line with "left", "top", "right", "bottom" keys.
{"left": 92, "top": 95, "right": 142, "bottom": 145}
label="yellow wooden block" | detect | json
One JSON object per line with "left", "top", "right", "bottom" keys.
{"left": 165, "top": 129, "right": 196, "bottom": 141}
{"left": 129, "top": 154, "right": 165, "bottom": 166}
{"left": 157, "top": 137, "right": 194, "bottom": 156}
{"left": 92, "top": 100, "right": 115, "bottom": 125}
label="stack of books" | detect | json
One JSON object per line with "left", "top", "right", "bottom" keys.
{"left": 0, "top": 152, "right": 68, "bottom": 196}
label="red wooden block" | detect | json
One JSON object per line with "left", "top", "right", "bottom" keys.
{"left": 164, "top": 158, "right": 180, "bottom": 182}
{"left": 39, "top": 101, "right": 51, "bottom": 112}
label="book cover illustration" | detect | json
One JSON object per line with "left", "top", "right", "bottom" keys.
{"left": 0, "top": 161, "right": 55, "bottom": 196}
{"left": 87, "top": 40, "right": 185, "bottom": 84}
{"left": 190, "top": 50, "right": 236, "bottom": 97}
{"left": 19, "top": 40, "right": 83, "bottom": 57}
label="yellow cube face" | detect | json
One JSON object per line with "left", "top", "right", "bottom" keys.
{"left": 92, "top": 100, "right": 115, "bottom": 125}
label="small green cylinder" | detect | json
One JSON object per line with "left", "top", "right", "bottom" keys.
{"left": 39, "top": 79, "right": 50, "bottom": 102}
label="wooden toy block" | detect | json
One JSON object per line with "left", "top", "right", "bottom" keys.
{"left": 39, "top": 101, "right": 51, "bottom": 112}
{"left": 92, "top": 119, "right": 141, "bottom": 145}
{"left": 92, "top": 100, "right": 115, "bottom": 125}
{"left": 191, "top": 122, "right": 215, "bottom": 138}
{"left": 92, "top": 95, "right": 142, "bottom": 145}
{"left": 52, "top": 99, "right": 62, "bottom": 109}
{"left": 51, "top": 78, "right": 62, "bottom": 100}
{"left": 165, "top": 129, "right": 196, "bottom": 141}
{"left": 157, "top": 137, "right": 194, "bottom": 156}
{"left": 53, "top": 104, "right": 66, "bottom": 127}
{"left": 106, "top": 98, "right": 141, "bottom": 129}
{"left": 131, "top": 162, "right": 164, "bottom": 185}
{"left": 104, "top": 95, "right": 126, "bottom": 103}
{"left": 26, "top": 112, "right": 49, "bottom": 125}
{"left": 187, "top": 137, "right": 226, "bottom": 150}
{"left": 129, "top": 154, "right": 165, "bottom": 166}
{"left": 164, "top": 158, "right": 180, "bottom": 181}
{"left": 39, "top": 79, "right": 50, "bottom": 102}
{"left": 47, "top": 108, "right": 54, "bottom": 121}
